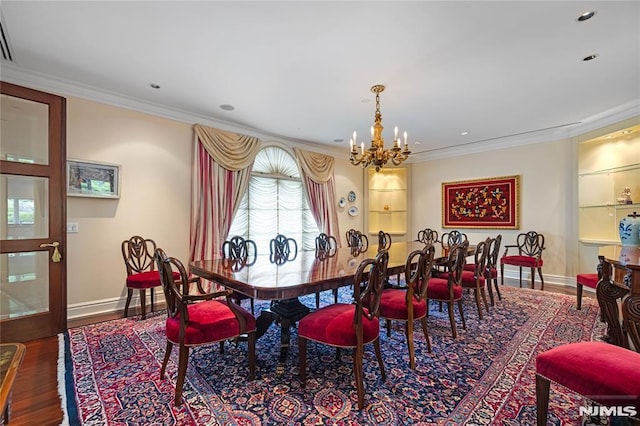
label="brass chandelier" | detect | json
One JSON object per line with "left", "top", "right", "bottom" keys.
{"left": 349, "top": 84, "right": 411, "bottom": 172}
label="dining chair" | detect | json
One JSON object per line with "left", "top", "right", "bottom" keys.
{"left": 426, "top": 241, "right": 468, "bottom": 338}
{"left": 379, "top": 244, "right": 436, "bottom": 369}
{"left": 298, "top": 249, "right": 389, "bottom": 410}
{"left": 500, "top": 231, "right": 545, "bottom": 290}
{"left": 122, "top": 235, "right": 176, "bottom": 319}
{"left": 346, "top": 228, "right": 369, "bottom": 251}
{"left": 576, "top": 272, "right": 599, "bottom": 311}
{"left": 269, "top": 234, "right": 298, "bottom": 264}
{"left": 441, "top": 230, "right": 468, "bottom": 249}
{"left": 222, "top": 236, "right": 258, "bottom": 314}
{"left": 446, "top": 239, "right": 490, "bottom": 319}
{"left": 417, "top": 228, "right": 439, "bottom": 245}
{"left": 314, "top": 233, "right": 339, "bottom": 308}
{"left": 154, "top": 248, "right": 256, "bottom": 406}
{"left": 463, "top": 235, "right": 502, "bottom": 306}
{"left": 377, "top": 230, "right": 392, "bottom": 250}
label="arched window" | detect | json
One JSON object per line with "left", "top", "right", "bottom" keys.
{"left": 228, "top": 146, "right": 319, "bottom": 252}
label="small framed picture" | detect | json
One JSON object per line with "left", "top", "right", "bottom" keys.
{"left": 67, "top": 159, "right": 120, "bottom": 198}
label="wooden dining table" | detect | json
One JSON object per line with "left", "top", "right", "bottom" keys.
{"left": 190, "top": 241, "right": 468, "bottom": 367}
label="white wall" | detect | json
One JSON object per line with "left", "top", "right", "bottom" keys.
{"left": 410, "top": 139, "right": 577, "bottom": 286}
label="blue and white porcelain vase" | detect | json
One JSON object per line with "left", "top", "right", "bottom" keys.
{"left": 619, "top": 211, "right": 640, "bottom": 247}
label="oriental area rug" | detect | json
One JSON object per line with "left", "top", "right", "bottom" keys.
{"left": 61, "top": 286, "right": 608, "bottom": 425}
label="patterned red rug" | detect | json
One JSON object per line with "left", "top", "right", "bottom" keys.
{"left": 62, "top": 286, "right": 606, "bottom": 425}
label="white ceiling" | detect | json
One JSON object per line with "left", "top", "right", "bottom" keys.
{"left": 1, "top": 1, "right": 639, "bottom": 160}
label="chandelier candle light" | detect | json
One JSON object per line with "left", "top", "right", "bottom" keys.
{"left": 349, "top": 84, "right": 411, "bottom": 172}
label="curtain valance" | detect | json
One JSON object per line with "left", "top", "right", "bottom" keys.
{"left": 293, "top": 148, "right": 334, "bottom": 183}
{"left": 194, "top": 124, "right": 262, "bottom": 171}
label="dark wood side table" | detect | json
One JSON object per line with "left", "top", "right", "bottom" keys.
{"left": 0, "top": 343, "right": 26, "bottom": 424}
{"left": 596, "top": 245, "right": 640, "bottom": 349}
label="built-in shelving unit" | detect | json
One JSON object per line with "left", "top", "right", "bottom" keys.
{"left": 367, "top": 167, "right": 408, "bottom": 240}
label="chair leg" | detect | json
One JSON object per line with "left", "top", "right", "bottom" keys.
{"left": 537, "top": 267, "right": 544, "bottom": 291}
{"left": 248, "top": 331, "right": 256, "bottom": 380}
{"left": 139, "top": 289, "right": 147, "bottom": 319}
{"left": 353, "top": 343, "right": 365, "bottom": 410}
{"left": 530, "top": 267, "right": 535, "bottom": 290}
{"left": 420, "top": 317, "right": 431, "bottom": 353}
{"left": 373, "top": 338, "right": 386, "bottom": 381}
{"left": 315, "top": 292, "right": 321, "bottom": 309}
{"left": 250, "top": 298, "right": 255, "bottom": 315}
{"left": 577, "top": 283, "right": 584, "bottom": 310}
{"left": 474, "top": 289, "right": 483, "bottom": 320}
{"left": 219, "top": 341, "right": 225, "bottom": 354}
{"left": 299, "top": 336, "right": 307, "bottom": 384}
{"left": 160, "top": 341, "right": 173, "bottom": 378}
{"left": 535, "top": 374, "right": 551, "bottom": 426}
{"left": 457, "top": 300, "right": 467, "bottom": 330}
{"left": 406, "top": 320, "right": 415, "bottom": 369}
{"left": 487, "top": 278, "right": 495, "bottom": 306}
{"left": 500, "top": 263, "right": 505, "bottom": 286}
{"left": 174, "top": 344, "right": 190, "bottom": 406}
{"left": 493, "top": 277, "right": 502, "bottom": 301}
{"left": 333, "top": 288, "right": 338, "bottom": 304}
{"left": 386, "top": 319, "right": 392, "bottom": 337}
{"left": 150, "top": 287, "right": 155, "bottom": 314}
{"left": 124, "top": 288, "right": 134, "bottom": 318}
{"left": 480, "top": 288, "right": 490, "bottom": 313}
{"left": 447, "top": 301, "right": 458, "bottom": 338}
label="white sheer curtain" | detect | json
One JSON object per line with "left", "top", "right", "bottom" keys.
{"left": 228, "top": 146, "right": 318, "bottom": 252}
{"left": 190, "top": 125, "right": 261, "bottom": 261}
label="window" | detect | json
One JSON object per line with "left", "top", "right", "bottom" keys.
{"left": 228, "top": 146, "right": 319, "bottom": 251}
{"left": 6, "top": 198, "right": 35, "bottom": 224}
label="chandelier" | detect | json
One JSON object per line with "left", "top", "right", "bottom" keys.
{"left": 349, "top": 84, "right": 411, "bottom": 172}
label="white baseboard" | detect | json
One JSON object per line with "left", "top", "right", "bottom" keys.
{"left": 67, "top": 293, "right": 166, "bottom": 320}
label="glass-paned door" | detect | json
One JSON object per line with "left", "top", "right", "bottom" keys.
{"left": 0, "top": 82, "right": 67, "bottom": 342}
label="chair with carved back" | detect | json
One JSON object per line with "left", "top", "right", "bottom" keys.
{"left": 270, "top": 234, "right": 298, "bottom": 264}
{"left": 346, "top": 228, "right": 369, "bottom": 252}
{"left": 298, "top": 249, "right": 388, "bottom": 410}
{"left": 122, "top": 235, "right": 177, "bottom": 319}
{"left": 154, "top": 248, "right": 256, "bottom": 406}
{"left": 377, "top": 230, "right": 392, "bottom": 250}
{"left": 500, "top": 231, "right": 545, "bottom": 290}
{"left": 221, "top": 236, "right": 258, "bottom": 314}
{"left": 426, "top": 241, "right": 468, "bottom": 338}
{"left": 314, "top": 233, "right": 339, "bottom": 308}
{"left": 445, "top": 239, "right": 490, "bottom": 318}
{"left": 440, "top": 230, "right": 467, "bottom": 249}
{"left": 417, "top": 228, "right": 439, "bottom": 245}
{"left": 378, "top": 244, "right": 436, "bottom": 369}
{"left": 463, "top": 235, "right": 502, "bottom": 306}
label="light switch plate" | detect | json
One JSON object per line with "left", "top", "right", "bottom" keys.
{"left": 67, "top": 222, "right": 79, "bottom": 233}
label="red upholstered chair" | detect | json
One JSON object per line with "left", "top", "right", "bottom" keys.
{"left": 536, "top": 341, "right": 640, "bottom": 426}
{"left": 449, "top": 239, "right": 490, "bottom": 319}
{"left": 298, "top": 249, "right": 388, "bottom": 410}
{"left": 426, "top": 241, "right": 468, "bottom": 338}
{"left": 576, "top": 273, "right": 599, "bottom": 310}
{"left": 122, "top": 235, "right": 177, "bottom": 319}
{"left": 154, "top": 248, "right": 256, "bottom": 406}
{"left": 500, "top": 231, "right": 545, "bottom": 290}
{"left": 379, "top": 244, "right": 436, "bottom": 369}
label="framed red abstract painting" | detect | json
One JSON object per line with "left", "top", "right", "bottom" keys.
{"left": 442, "top": 175, "right": 520, "bottom": 229}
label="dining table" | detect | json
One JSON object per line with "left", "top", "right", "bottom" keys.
{"left": 190, "top": 241, "right": 471, "bottom": 369}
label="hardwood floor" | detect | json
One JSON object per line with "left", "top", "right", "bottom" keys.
{"left": 6, "top": 283, "right": 589, "bottom": 425}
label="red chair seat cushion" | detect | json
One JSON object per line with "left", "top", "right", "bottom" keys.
{"left": 536, "top": 341, "right": 640, "bottom": 409}
{"left": 298, "top": 303, "right": 379, "bottom": 347}
{"left": 426, "top": 277, "right": 462, "bottom": 301}
{"left": 439, "top": 270, "right": 486, "bottom": 288}
{"left": 464, "top": 264, "right": 497, "bottom": 278}
{"left": 577, "top": 273, "right": 599, "bottom": 289}
{"left": 166, "top": 300, "right": 256, "bottom": 346}
{"left": 127, "top": 270, "right": 179, "bottom": 289}
{"left": 501, "top": 255, "right": 543, "bottom": 268}
{"left": 379, "top": 289, "right": 427, "bottom": 321}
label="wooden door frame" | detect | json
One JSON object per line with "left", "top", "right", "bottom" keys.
{"left": 0, "top": 81, "right": 67, "bottom": 342}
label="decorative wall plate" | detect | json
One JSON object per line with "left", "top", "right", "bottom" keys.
{"left": 338, "top": 197, "right": 346, "bottom": 208}
{"left": 348, "top": 206, "right": 359, "bottom": 217}
{"left": 348, "top": 191, "right": 356, "bottom": 202}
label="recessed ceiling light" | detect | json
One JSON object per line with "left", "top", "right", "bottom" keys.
{"left": 333, "top": 138, "right": 344, "bottom": 143}
{"left": 576, "top": 11, "right": 597, "bottom": 22}
{"left": 461, "top": 131, "right": 469, "bottom": 136}
{"left": 220, "top": 104, "right": 235, "bottom": 111}
{"left": 149, "top": 83, "right": 160, "bottom": 89}
{"left": 582, "top": 54, "right": 599, "bottom": 62}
